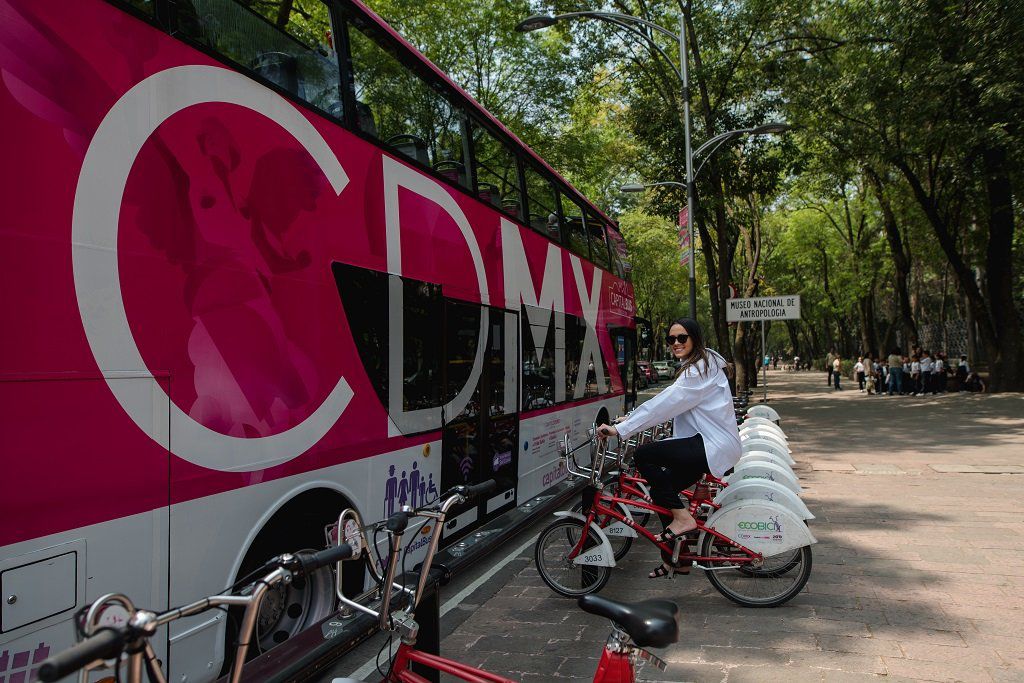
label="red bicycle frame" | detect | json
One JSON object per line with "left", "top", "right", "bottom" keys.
{"left": 389, "top": 642, "right": 515, "bottom": 682}
{"left": 576, "top": 487, "right": 762, "bottom": 566}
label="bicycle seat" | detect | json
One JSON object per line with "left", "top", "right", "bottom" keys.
{"left": 577, "top": 595, "right": 680, "bottom": 648}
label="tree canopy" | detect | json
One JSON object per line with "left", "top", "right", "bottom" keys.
{"left": 355, "top": 0, "right": 1022, "bottom": 389}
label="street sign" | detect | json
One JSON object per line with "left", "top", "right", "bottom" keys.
{"left": 725, "top": 295, "right": 801, "bottom": 322}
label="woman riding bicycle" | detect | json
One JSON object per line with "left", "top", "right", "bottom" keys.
{"left": 597, "top": 318, "right": 741, "bottom": 579}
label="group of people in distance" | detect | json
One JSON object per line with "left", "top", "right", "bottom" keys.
{"left": 826, "top": 347, "right": 985, "bottom": 394}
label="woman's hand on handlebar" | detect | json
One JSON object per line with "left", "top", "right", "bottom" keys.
{"left": 596, "top": 424, "right": 618, "bottom": 439}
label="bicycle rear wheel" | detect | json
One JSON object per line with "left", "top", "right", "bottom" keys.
{"left": 699, "top": 533, "right": 812, "bottom": 607}
{"left": 534, "top": 519, "right": 612, "bottom": 597}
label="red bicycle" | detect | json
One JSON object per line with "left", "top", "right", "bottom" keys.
{"left": 334, "top": 481, "right": 680, "bottom": 683}
{"left": 534, "top": 432, "right": 814, "bottom": 607}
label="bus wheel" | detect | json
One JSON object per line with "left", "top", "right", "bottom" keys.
{"left": 225, "top": 488, "right": 348, "bottom": 668}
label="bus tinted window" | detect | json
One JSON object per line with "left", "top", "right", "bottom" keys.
{"left": 444, "top": 299, "right": 482, "bottom": 421}
{"left": 524, "top": 164, "right": 561, "bottom": 240}
{"left": 123, "top": 0, "right": 155, "bottom": 16}
{"left": 402, "top": 279, "right": 443, "bottom": 413}
{"left": 179, "top": 0, "right": 342, "bottom": 116}
{"left": 585, "top": 212, "right": 610, "bottom": 270}
{"left": 347, "top": 21, "right": 468, "bottom": 186}
{"left": 471, "top": 122, "right": 522, "bottom": 219}
{"left": 560, "top": 194, "right": 590, "bottom": 261}
{"left": 607, "top": 226, "right": 630, "bottom": 280}
{"left": 522, "top": 306, "right": 559, "bottom": 410}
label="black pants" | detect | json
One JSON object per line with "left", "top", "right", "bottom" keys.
{"left": 634, "top": 434, "right": 710, "bottom": 511}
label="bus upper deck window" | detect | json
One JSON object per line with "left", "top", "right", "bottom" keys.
{"left": 471, "top": 122, "right": 522, "bottom": 218}
{"left": 347, "top": 21, "right": 468, "bottom": 187}
{"left": 560, "top": 193, "right": 590, "bottom": 261}
{"left": 178, "top": 0, "right": 342, "bottom": 117}
{"left": 524, "top": 164, "right": 561, "bottom": 241}
{"left": 585, "top": 211, "right": 610, "bottom": 270}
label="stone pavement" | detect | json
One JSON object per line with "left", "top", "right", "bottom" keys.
{"left": 438, "top": 371, "right": 1024, "bottom": 682}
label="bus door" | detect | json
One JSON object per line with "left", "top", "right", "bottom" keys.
{"left": 440, "top": 302, "right": 518, "bottom": 543}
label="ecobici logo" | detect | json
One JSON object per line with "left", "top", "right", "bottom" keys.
{"left": 737, "top": 516, "right": 783, "bottom": 533}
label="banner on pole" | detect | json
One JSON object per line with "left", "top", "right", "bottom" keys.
{"left": 678, "top": 207, "right": 691, "bottom": 267}
{"left": 725, "top": 295, "right": 801, "bottom": 322}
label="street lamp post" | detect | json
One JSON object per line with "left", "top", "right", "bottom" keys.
{"left": 517, "top": 12, "right": 789, "bottom": 320}
{"left": 620, "top": 120, "right": 790, "bottom": 303}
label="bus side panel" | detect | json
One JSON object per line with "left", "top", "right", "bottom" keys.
{"left": 0, "top": 377, "right": 169, "bottom": 672}
{"left": 517, "top": 395, "right": 625, "bottom": 503}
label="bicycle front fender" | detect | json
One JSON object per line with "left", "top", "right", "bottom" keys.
{"left": 552, "top": 511, "right": 617, "bottom": 567}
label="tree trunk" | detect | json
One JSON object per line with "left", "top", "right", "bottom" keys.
{"left": 981, "top": 145, "right": 1022, "bottom": 390}
{"left": 733, "top": 321, "right": 749, "bottom": 392}
{"left": 866, "top": 167, "right": 917, "bottom": 346}
{"left": 894, "top": 154, "right": 1022, "bottom": 390}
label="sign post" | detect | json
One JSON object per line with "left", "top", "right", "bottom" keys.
{"left": 725, "top": 295, "right": 802, "bottom": 402}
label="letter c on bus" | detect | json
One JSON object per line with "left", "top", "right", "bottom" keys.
{"left": 71, "top": 65, "right": 353, "bottom": 472}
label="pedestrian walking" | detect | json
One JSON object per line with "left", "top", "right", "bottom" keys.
{"left": 855, "top": 357, "right": 866, "bottom": 391}
{"left": 832, "top": 355, "right": 842, "bottom": 390}
{"left": 826, "top": 349, "right": 835, "bottom": 386}
{"left": 886, "top": 348, "right": 903, "bottom": 395}
{"left": 919, "top": 350, "right": 934, "bottom": 395}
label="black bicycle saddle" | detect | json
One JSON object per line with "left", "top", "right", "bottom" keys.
{"left": 577, "top": 595, "right": 680, "bottom": 648}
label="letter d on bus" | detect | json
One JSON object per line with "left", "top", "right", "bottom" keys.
{"left": 381, "top": 156, "right": 490, "bottom": 435}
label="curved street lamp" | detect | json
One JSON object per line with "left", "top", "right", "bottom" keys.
{"left": 518, "top": 11, "right": 789, "bottom": 319}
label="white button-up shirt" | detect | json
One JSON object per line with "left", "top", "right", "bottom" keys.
{"left": 616, "top": 352, "right": 742, "bottom": 477}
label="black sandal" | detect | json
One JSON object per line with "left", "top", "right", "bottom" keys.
{"left": 648, "top": 563, "right": 690, "bottom": 579}
{"left": 655, "top": 526, "right": 695, "bottom": 543}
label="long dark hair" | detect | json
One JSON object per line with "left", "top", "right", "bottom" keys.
{"left": 669, "top": 318, "right": 713, "bottom": 377}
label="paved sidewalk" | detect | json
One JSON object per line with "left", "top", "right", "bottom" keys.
{"left": 439, "top": 372, "right": 1024, "bottom": 682}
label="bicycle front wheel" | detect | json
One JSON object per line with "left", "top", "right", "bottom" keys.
{"left": 534, "top": 519, "right": 612, "bottom": 597}
{"left": 700, "top": 533, "right": 812, "bottom": 607}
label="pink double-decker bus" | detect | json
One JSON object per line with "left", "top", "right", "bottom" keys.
{"left": 0, "top": 0, "right": 638, "bottom": 679}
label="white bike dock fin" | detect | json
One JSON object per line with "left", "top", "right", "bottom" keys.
{"left": 727, "top": 461, "right": 803, "bottom": 495}
{"left": 713, "top": 479, "right": 814, "bottom": 520}
{"left": 741, "top": 438, "right": 795, "bottom": 465}
{"left": 702, "top": 499, "right": 816, "bottom": 557}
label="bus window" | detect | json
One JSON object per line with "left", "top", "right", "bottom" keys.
{"left": 607, "top": 226, "right": 630, "bottom": 280}
{"left": 347, "top": 19, "right": 467, "bottom": 184}
{"left": 443, "top": 299, "right": 482, "bottom": 421}
{"left": 523, "top": 164, "right": 561, "bottom": 240}
{"left": 471, "top": 122, "right": 523, "bottom": 219}
{"left": 521, "top": 305, "right": 559, "bottom": 410}
{"left": 585, "top": 211, "right": 611, "bottom": 271}
{"left": 122, "top": 0, "right": 155, "bottom": 16}
{"left": 177, "top": 0, "right": 342, "bottom": 117}
{"left": 560, "top": 193, "right": 590, "bottom": 261}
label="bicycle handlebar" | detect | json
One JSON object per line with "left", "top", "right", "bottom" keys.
{"left": 462, "top": 479, "right": 496, "bottom": 500}
{"left": 296, "top": 543, "right": 353, "bottom": 577}
{"left": 38, "top": 628, "right": 125, "bottom": 682}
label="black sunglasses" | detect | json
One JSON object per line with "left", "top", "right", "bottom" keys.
{"left": 666, "top": 334, "right": 690, "bottom": 345}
